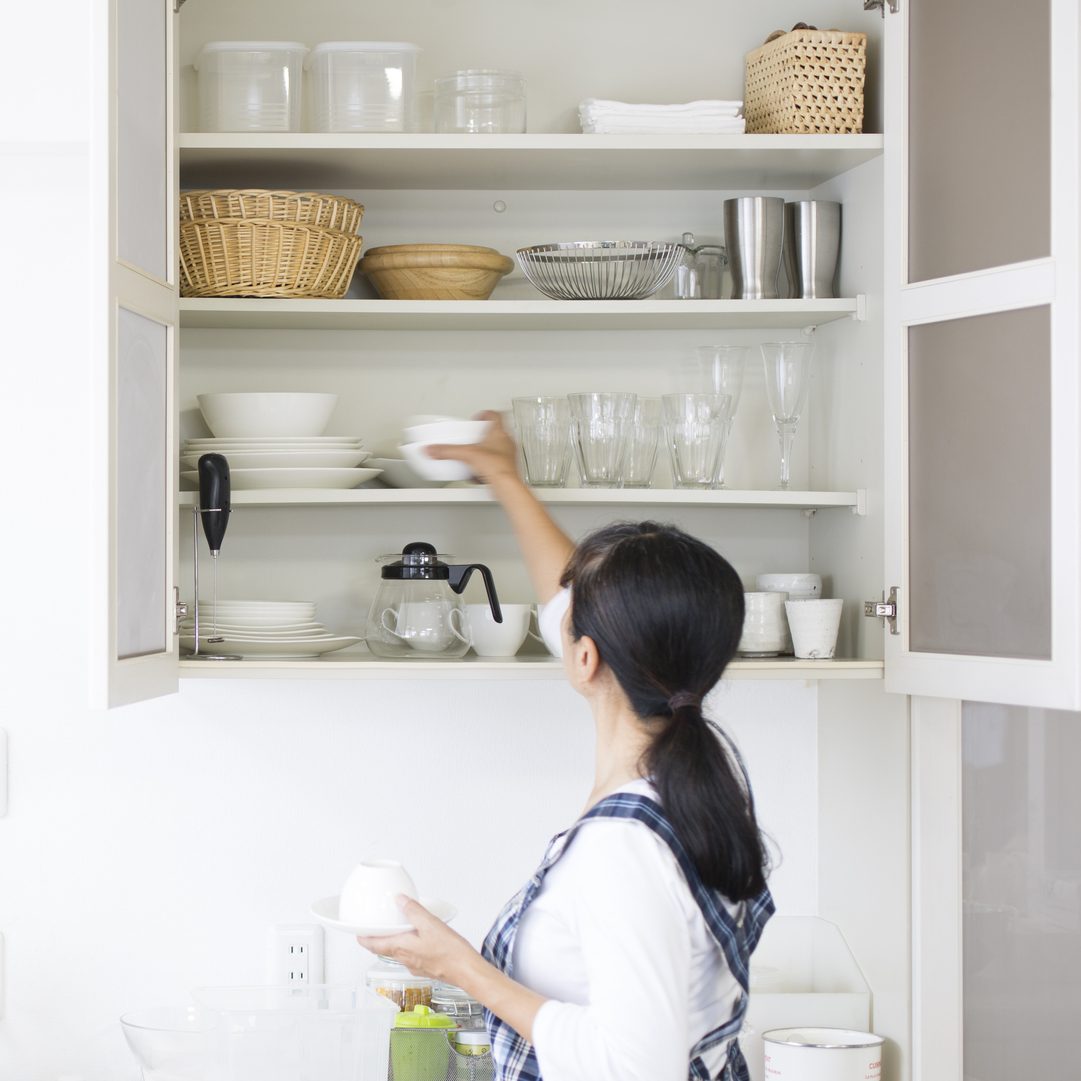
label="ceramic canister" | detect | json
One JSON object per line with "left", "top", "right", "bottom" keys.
{"left": 762, "top": 1027, "right": 884, "bottom": 1081}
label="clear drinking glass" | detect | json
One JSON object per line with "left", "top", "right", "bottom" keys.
{"left": 661, "top": 392, "right": 732, "bottom": 488}
{"left": 568, "top": 392, "right": 637, "bottom": 487}
{"left": 677, "top": 345, "right": 748, "bottom": 487}
{"left": 621, "top": 397, "right": 661, "bottom": 487}
{"left": 761, "top": 341, "right": 814, "bottom": 490}
{"left": 511, "top": 396, "right": 571, "bottom": 487}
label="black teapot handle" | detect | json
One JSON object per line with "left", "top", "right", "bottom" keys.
{"left": 447, "top": 563, "right": 503, "bottom": 623}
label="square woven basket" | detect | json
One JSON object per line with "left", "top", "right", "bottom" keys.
{"left": 744, "top": 28, "right": 867, "bottom": 135}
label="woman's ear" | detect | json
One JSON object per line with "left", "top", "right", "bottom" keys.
{"left": 569, "top": 633, "right": 602, "bottom": 685}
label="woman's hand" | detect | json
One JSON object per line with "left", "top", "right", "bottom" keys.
{"left": 424, "top": 410, "right": 521, "bottom": 487}
{"left": 357, "top": 896, "right": 481, "bottom": 985}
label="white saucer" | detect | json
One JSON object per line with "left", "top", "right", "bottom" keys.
{"left": 310, "top": 894, "right": 457, "bottom": 937}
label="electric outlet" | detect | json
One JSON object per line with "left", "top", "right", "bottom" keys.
{"left": 272, "top": 924, "right": 324, "bottom": 988}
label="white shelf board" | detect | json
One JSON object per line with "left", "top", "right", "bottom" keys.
{"left": 178, "top": 488, "right": 862, "bottom": 511}
{"left": 179, "top": 297, "right": 861, "bottom": 332}
{"left": 178, "top": 133, "right": 884, "bottom": 190}
{"left": 179, "top": 654, "right": 884, "bottom": 681}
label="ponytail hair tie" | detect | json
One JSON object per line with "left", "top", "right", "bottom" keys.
{"left": 668, "top": 691, "right": 701, "bottom": 712}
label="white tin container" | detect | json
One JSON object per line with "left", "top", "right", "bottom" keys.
{"left": 762, "top": 1027, "right": 883, "bottom": 1081}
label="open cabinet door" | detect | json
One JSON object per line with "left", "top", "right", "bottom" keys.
{"left": 881, "top": 0, "right": 1081, "bottom": 710}
{"left": 91, "top": 0, "right": 179, "bottom": 708}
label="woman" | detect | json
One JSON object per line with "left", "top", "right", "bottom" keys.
{"left": 358, "top": 412, "right": 774, "bottom": 1081}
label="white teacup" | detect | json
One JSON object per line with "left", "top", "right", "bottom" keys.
{"left": 339, "top": 859, "right": 418, "bottom": 927}
{"left": 784, "top": 598, "right": 843, "bottom": 659}
{"left": 381, "top": 602, "right": 469, "bottom": 653}
{"left": 464, "top": 603, "right": 537, "bottom": 657}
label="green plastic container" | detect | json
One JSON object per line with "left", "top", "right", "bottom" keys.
{"left": 391, "top": 1004, "right": 458, "bottom": 1081}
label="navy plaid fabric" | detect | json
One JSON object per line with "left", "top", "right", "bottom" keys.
{"left": 481, "top": 792, "right": 775, "bottom": 1081}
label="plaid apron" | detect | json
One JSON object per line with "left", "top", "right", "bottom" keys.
{"left": 480, "top": 792, "right": 775, "bottom": 1081}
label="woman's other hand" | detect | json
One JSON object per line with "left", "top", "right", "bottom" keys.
{"left": 424, "top": 410, "right": 520, "bottom": 487}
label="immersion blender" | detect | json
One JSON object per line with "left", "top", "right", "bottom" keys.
{"left": 191, "top": 452, "right": 237, "bottom": 658}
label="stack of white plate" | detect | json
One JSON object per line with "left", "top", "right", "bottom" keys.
{"left": 180, "top": 599, "right": 361, "bottom": 658}
{"left": 181, "top": 437, "right": 383, "bottom": 489}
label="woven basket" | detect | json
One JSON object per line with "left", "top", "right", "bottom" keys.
{"left": 179, "top": 219, "right": 362, "bottom": 299}
{"left": 180, "top": 189, "right": 364, "bottom": 236}
{"left": 744, "top": 29, "right": 867, "bottom": 135}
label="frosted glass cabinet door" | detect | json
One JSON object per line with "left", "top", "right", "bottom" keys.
{"left": 882, "top": 0, "right": 1080, "bottom": 709}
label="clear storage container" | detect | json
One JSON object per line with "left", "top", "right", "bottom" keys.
{"left": 366, "top": 960, "right": 434, "bottom": 1011}
{"left": 433, "top": 70, "right": 526, "bottom": 133}
{"left": 307, "top": 42, "right": 420, "bottom": 132}
{"left": 194, "top": 41, "right": 307, "bottom": 132}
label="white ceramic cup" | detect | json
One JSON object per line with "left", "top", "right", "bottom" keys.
{"left": 381, "top": 603, "right": 468, "bottom": 652}
{"left": 755, "top": 572, "right": 822, "bottom": 599}
{"left": 464, "top": 603, "right": 535, "bottom": 657}
{"left": 738, "top": 591, "right": 789, "bottom": 655}
{"left": 784, "top": 598, "right": 843, "bottom": 659}
{"left": 339, "top": 859, "right": 418, "bottom": 926}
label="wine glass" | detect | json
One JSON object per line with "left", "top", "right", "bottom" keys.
{"left": 761, "top": 341, "right": 814, "bottom": 490}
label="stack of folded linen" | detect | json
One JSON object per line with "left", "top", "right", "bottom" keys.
{"left": 579, "top": 99, "right": 745, "bottom": 134}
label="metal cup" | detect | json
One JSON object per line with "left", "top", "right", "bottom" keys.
{"left": 783, "top": 200, "right": 841, "bottom": 299}
{"left": 723, "top": 196, "right": 784, "bottom": 299}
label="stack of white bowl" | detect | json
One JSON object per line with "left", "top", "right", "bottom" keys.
{"left": 179, "top": 599, "right": 361, "bottom": 658}
{"left": 182, "top": 393, "right": 382, "bottom": 490}
{"left": 396, "top": 414, "right": 490, "bottom": 483}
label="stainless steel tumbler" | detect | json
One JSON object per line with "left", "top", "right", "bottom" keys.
{"left": 783, "top": 200, "right": 841, "bottom": 299}
{"left": 723, "top": 196, "right": 784, "bottom": 300}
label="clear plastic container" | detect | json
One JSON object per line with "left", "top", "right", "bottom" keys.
{"left": 434, "top": 70, "right": 526, "bottom": 134}
{"left": 307, "top": 42, "right": 420, "bottom": 132}
{"left": 194, "top": 41, "right": 307, "bottom": 132}
{"left": 366, "top": 960, "right": 434, "bottom": 1011}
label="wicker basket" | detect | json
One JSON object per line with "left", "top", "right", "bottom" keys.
{"left": 180, "top": 189, "right": 364, "bottom": 236}
{"left": 744, "top": 28, "right": 867, "bottom": 135}
{"left": 179, "top": 218, "right": 362, "bottom": 298}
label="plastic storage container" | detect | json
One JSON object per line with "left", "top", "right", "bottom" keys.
{"left": 434, "top": 70, "right": 526, "bottom": 133}
{"left": 366, "top": 960, "right": 434, "bottom": 1011}
{"left": 194, "top": 41, "right": 307, "bottom": 132}
{"left": 391, "top": 1005, "right": 458, "bottom": 1081}
{"left": 307, "top": 42, "right": 420, "bottom": 132}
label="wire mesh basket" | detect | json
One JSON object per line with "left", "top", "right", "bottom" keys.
{"left": 516, "top": 240, "right": 683, "bottom": 300}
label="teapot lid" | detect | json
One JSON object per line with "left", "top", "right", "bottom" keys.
{"left": 381, "top": 541, "right": 450, "bottom": 580}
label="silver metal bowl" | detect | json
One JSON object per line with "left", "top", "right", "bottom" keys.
{"left": 516, "top": 240, "right": 683, "bottom": 301}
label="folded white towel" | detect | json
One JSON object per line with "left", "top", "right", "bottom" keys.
{"left": 580, "top": 98, "right": 744, "bottom": 118}
{"left": 581, "top": 116, "right": 746, "bottom": 134}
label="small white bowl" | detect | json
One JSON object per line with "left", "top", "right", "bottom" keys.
{"left": 402, "top": 419, "right": 491, "bottom": 446}
{"left": 197, "top": 392, "right": 338, "bottom": 438}
{"left": 369, "top": 457, "right": 450, "bottom": 489}
{"left": 399, "top": 443, "right": 473, "bottom": 482}
{"left": 755, "top": 572, "right": 822, "bottom": 599}
{"left": 339, "top": 859, "right": 418, "bottom": 927}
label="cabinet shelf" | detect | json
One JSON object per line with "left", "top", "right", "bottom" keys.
{"left": 178, "top": 133, "right": 884, "bottom": 190}
{"left": 179, "top": 297, "right": 862, "bottom": 332}
{"left": 178, "top": 654, "right": 884, "bottom": 681}
{"left": 178, "top": 488, "right": 864, "bottom": 511}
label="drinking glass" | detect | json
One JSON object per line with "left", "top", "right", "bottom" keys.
{"left": 512, "top": 396, "right": 571, "bottom": 487}
{"left": 761, "top": 341, "right": 814, "bottom": 490}
{"left": 661, "top": 392, "right": 732, "bottom": 488}
{"left": 568, "top": 392, "right": 637, "bottom": 487}
{"left": 677, "top": 345, "right": 748, "bottom": 487}
{"left": 621, "top": 397, "right": 661, "bottom": 487}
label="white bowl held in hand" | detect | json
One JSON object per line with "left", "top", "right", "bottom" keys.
{"left": 197, "top": 392, "right": 339, "bottom": 437}
{"left": 402, "top": 418, "right": 491, "bottom": 446}
{"left": 339, "top": 859, "right": 418, "bottom": 927}
{"left": 399, "top": 443, "right": 473, "bottom": 482}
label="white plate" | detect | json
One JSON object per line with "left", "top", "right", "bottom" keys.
{"left": 180, "top": 635, "right": 361, "bottom": 657}
{"left": 369, "top": 457, "right": 451, "bottom": 490}
{"left": 181, "top": 450, "right": 371, "bottom": 470}
{"left": 180, "top": 625, "right": 333, "bottom": 639}
{"left": 181, "top": 467, "right": 382, "bottom": 490}
{"left": 184, "top": 435, "right": 365, "bottom": 445}
{"left": 310, "top": 895, "right": 458, "bottom": 937}
{"left": 183, "top": 619, "right": 323, "bottom": 631}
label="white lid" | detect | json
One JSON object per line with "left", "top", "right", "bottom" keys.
{"left": 198, "top": 40, "right": 308, "bottom": 53}
{"left": 310, "top": 41, "right": 421, "bottom": 54}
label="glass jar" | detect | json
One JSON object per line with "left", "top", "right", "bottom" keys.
{"left": 662, "top": 232, "right": 728, "bottom": 299}
{"left": 366, "top": 961, "right": 434, "bottom": 1012}
{"left": 434, "top": 70, "right": 526, "bottom": 133}
{"left": 432, "top": 983, "right": 486, "bottom": 1029}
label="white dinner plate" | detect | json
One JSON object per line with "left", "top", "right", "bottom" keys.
{"left": 310, "top": 895, "right": 458, "bottom": 937}
{"left": 180, "top": 625, "right": 333, "bottom": 639}
{"left": 183, "top": 435, "right": 366, "bottom": 445}
{"left": 180, "top": 635, "right": 361, "bottom": 657}
{"left": 181, "top": 450, "right": 371, "bottom": 470}
{"left": 183, "top": 619, "right": 323, "bottom": 631}
{"left": 181, "top": 467, "right": 382, "bottom": 490}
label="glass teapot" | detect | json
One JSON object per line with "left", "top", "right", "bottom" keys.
{"left": 365, "top": 541, "right": 503, "bottom": 659}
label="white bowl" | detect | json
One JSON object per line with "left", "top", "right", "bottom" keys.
{"left": 755, "top": 572, "right": 822, "bottom": 599}
{"left": 369, "top": 457, "right": 451, "bottom": 489}
{"left": 197, "top": 392, "right": 339, "bottom": 438}
{"left": 399, "top": 443, "right": 473, "bottom": 482}
{"left": 402, "top": 419, "right": 491, "bottom": 446}
{"left": 404, "top": 414, "right": 458, "bottom": 427}
{"left": 339, "top": 859, "right": 418, "bottom": 927}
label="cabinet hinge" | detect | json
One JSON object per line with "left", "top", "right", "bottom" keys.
{"left": 173, "top": 0, "right": 188, "bottom": 12}
{"left": 864, "top": 0, "right": 899, "bottom": 15}
{"left": 864, "top": 586, "right": 899, "bottom": 635}
{"left": 174, "top": 587, "right": 188, "bottom": 636}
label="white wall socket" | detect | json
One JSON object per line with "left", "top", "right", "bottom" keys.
{"left": 271, "top": 923, "right": 324, "bottom": 988}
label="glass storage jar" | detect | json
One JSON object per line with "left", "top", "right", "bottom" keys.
{"left": 432, "top": 983, "right": 486, "bottom": 1029}
{"left": 434, "top": 70, "right": 526, "bottom": 133}
{"left": 366, "top": 960, "right": 434, "bottom": 1011}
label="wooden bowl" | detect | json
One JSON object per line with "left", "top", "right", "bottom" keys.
{"left": 359, "top": 244, "right": 514, "bottom": 300}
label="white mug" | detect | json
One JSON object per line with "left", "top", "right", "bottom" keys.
{"left": 784, "top": 598, "right": 843, "bottom": 659}
{"left": 338, "top": 859, "right": 418, "bottom": 927}
{"left": 380, "top": 602, "right": 468, "bottom": 653}
{"left": 464, "top": 603, "right": 540, "bottom": 657}
{"left": 738, "top": 591, "right": 789, "bottom": 655}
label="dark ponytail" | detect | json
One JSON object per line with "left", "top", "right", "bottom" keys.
{"left": 561, "top": 521, "right": 768, "bottom": 901}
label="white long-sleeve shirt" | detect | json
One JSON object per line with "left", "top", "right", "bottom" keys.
{"left": 512, "top": 779, "right": 741, "bottom": 1081}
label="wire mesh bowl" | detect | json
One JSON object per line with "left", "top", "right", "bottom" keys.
{"left": 516, "top": 241, "right": 683, "bottom": 300}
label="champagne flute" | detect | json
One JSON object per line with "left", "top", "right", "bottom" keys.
{"left": 761, "top": 341, "right": 814, "bottom": 490}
